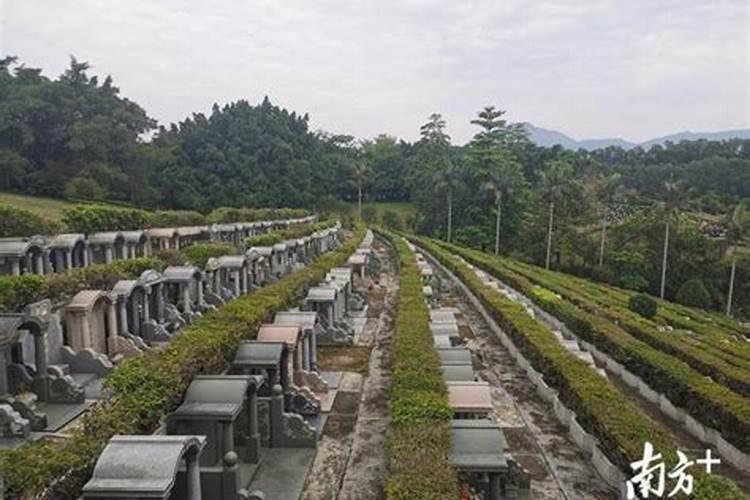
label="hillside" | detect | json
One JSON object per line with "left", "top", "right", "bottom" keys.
{"left": 0, "top": 192, "right": 75, "bottom": 221}
{"left": 523, "top": 122, "right": 750, "bottom": 150}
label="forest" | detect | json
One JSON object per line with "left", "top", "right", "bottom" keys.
{"left": 1, "top": 56, "right": 749, "bottom": 317}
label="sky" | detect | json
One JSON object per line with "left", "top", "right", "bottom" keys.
{"left": 1, "top": 0, "right": 748, "bottom": 144}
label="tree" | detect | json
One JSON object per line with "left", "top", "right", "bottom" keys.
{"left": 350, "top": 161, "right": 370, "bottom": 220}
{"left": 658, "top": 179, "right": 692, "bottom": 299}
{"left": 433, "top": 161, "right": 462, "bottom": 243}
{"left": 595, "top": 173, "right": 625, "bottom": 267}
{"left": 420, "top": 113, "right": 450, "bottom": 147}
{"left": 724, "top": 203, "right": 750, "bottom": 316}
{"left": 469, "top": 106, "right": 528, "bottom": 255}
{"left": 540, "top": 160, "right": 575, "bottom": 269}
{"left": 481, "top": 161, "right": 524, "bottom": 255}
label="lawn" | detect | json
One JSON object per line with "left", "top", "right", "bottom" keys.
{"left": 0, "top": 192, "right": 75, "bottom": 221}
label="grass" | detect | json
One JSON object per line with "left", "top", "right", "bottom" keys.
{"left": 0, "top": 192, "right": 75, "bottom": 221}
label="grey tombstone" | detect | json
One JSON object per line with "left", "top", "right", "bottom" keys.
{"left": 46, "top": 233, "right": 88, "bottom": 272}
{"left": 437, "top": 347, "right": 472, "bottom": 366}
{"left": 121, "top": 230, "right": 149, "bottom": 259}
{"left": 450, "top": 420, "right": 514, "bottom": 500}
{"left": 87, "top": 232, "right": 125, "bottom": 264}
{"left": 441, "top": 364, "right": 477, "bottom": 382}
{"left": 0, "top": 237, "right": 47, "bottom": 276}
{"left": 168, "top": 375, "right": 264, "bottom": 499}
{"left": 81, "top": 435, "right": 207, "bottom": 500}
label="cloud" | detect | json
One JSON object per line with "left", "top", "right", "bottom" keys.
{"left": 1, "top": 0, "right": 746, "bottom": 143}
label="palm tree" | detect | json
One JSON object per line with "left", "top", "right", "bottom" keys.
{"left": 481, "top": 162, "right": 522, "bottom": 255}
{"left": 540, "top": 161, "right": 574, "bottom": 270}
{"left": 658, "top": 180, "right": 692, "bottom": 299}
{"left": 482, "top": 177, "right": 504, "bottom": 255}
{"left": 596, "top": 173, "right": 624, "bottom": 267}
{"left": 433, "top": 161, "right": 461, "bottom": 243}
{"left": 724, "top": 203, "right": 749, "bottom": 316}
{"left": 350, "top": 162, "right": 369, "bottom": 220}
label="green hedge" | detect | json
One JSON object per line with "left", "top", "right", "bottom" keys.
{"left": 376, "top": 229, "right": 459, "bottom": 500}
{"left": 431, "top": 240, "right": 750, "bottom": 455}
{"left": 61, "top": 204, "right": 153, "bottom": 233}
{"left": 244, "top": 219, "right": 334, "bottom": 248}
{"left": 207, "top": 206, "right": 310, "bottom": 224}
{"left": 414, "top": 236, "right": 746, "bottom": 500}
{"left": 0, "top": 258, "right": 164, "bottom": 312}
{"left": 509, "top": 257, "right": 750, "bottom": 362}
{"left": 466, "top": 246, "right": 750, "bottom": 397}
{"left": 0, "top": 225, "right": 364, "bottom": 498}
{"left": 0, "top": 205, "right": 62, "bottom": 237}
{"left": 181, "top": 242, "right": 236, "bottom": 268}
{"left": 150, "top": 210, "right": 206, "bottom": 227}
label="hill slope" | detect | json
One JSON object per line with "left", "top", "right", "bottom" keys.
{"left": 523, "top": 123, "right": 750, "bottom": 150}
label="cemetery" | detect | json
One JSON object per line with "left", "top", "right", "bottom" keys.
{"left": 1, "top": 219, "right": 746, "bottom": 499}
{"left": 0, "top": 217, "right": 387, "bottom": 499}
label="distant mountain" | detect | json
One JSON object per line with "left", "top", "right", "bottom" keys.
{"left": 522, "top": 123, "right": 750, "bottom": 151}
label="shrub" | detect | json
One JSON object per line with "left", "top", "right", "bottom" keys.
{"left": 152, "top": 249, "right": 186, "bottom": 267}
{"left": 361, "top": 206, "right": 377, "bottom": 224}
{"left": 381, "top": 209, "right": 402, "bottom": 230}
{"left": 244, "top": 219, "right": 335, "bottom": 247}
{"left": 181, "top": 243, "right": 234, "bottom": 268}
{"left": 207, "top": 206, "right": 310, "bottom": 223}
{"left": 64, "top": 176, "right": 107, "bottom": 200}
{"left": 629, "top": 293, "right": 658, "bottom": 319}
{"left": 0, "top": 205, "right": 62, "bottom": 237}
{"left": 150, "top": 210, "right": 206, "bottom": 227}
{"left": 0, "top": 258, "right": 163, "bottom": 312}
{"left": 62, "top": 204, "right": 152, "bottom": 233}
{"left": 676, "top": 278, "right": 712, "bottom": 309}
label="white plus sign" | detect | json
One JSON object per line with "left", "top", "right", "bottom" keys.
{"left": 696, "top": 449, "right": 721, "bottom": 474}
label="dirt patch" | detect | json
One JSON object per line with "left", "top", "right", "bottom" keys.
{"left": 318, "top": 346, "right": 371, "bottom": 375}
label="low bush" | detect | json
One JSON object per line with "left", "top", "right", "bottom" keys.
{"left": 676, "top": 278, "right": 713, "bottom": 309}
{"left": 206, "top": 206, "right": 310, "bottom": 223}
{"left": 361, "top": 206, "right": 378, "bottom": 224}
{"left": 244, "top": 219, "right": 335, "bottom": 248}
{"left": 414, "top": 236, "right": 746, "bottom": 500}
{"left": 381, "top": 209, "right": 403, "bottom": 230}
{"left": 431, "top": 239, "right": 750, "bottom": 453}
{"left": 494, "top": 251, "right": 750, "bottom": 395}
{"left": 0, "top": 258, "right": 163, "bottom": 312}
{"left": 0, "top": 205, "right": 62, "bottom": 237}
{"left": 629, "top": 293, "right": 657, "bottom": 319}
{"left": 181, "top": 242, "right": 235, "bottom": 268}
{"left": 0, "top": 225, "right": 364, "bottom": 498}
{"left": 376, "top": 229, "right": 458, "bottom": 500}
{"left": 152, "top": 249, "right": 187, "bottom": 267}
{"left": 62, "top": 204, "right": 152, "bottom": 233}
{"left": 150, "top": 210, "right": 206, "bottom": 227}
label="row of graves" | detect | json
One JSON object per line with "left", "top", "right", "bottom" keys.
{"left": 71, "top": 231, "right": 375, "bottom": 499}
{"left": 0, "top": 221, "right": 341, "bottom": 454}
{"left": 412, "top": 244, "right": 531, "bottom": 500}
{"left": 0, "top": 215, "right": 316, "bottom": 276}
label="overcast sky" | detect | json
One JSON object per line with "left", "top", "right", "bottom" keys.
{"left": 2, "top": 0, "right": 748, "bottom": 144}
